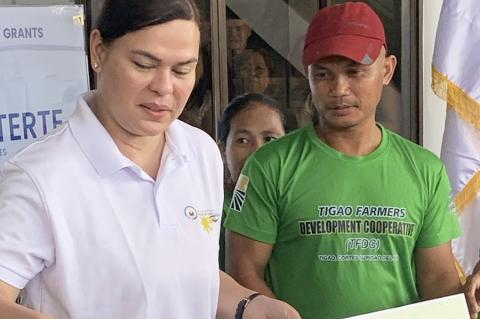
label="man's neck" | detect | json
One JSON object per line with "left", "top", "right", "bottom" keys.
{"left": 315, "top": 121, "right": 382, "bottom": 156}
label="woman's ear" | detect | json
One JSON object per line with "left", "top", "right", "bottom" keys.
{"left": 89, "top": 29, "right": 107, "bottom": 72}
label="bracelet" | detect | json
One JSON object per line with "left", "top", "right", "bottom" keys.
{"left": 234, "top": 292, "right": 262, "bottom": 319}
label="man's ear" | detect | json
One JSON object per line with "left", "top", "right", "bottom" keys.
{"left": 383, "top": 54, "right": 397, "bottom": 85}
{"left": 89, "top": 29, "right": 108, "bottom": 72}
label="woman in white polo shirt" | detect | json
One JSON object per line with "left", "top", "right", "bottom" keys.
{"left": 0, "top": 1, "right": 300, "bottom": 318}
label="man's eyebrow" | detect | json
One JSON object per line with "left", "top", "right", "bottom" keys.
{"left": 311, "top": 64, "right": 329, "bottom": 70}
{"left": 345, "top": 61, "right": 364, "bottom": 67}
{"left": 131, "top": 50, "right": 198, "bottom": 66}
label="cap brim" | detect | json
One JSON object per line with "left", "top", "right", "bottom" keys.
{"left": 303, "top": 34, "right": 383, "bottom": 66}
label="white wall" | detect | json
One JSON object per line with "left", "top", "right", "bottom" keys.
{"left": 422, "top": 0, "right": 446, "bottom": 156}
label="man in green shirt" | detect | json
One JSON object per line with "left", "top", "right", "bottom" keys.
{"left": 224, "top": 2, "right": 462, "bottom": 318}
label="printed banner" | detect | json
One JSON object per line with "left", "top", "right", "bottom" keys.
{"left": 0, "top": 5, "right": 89, "bottom": 164}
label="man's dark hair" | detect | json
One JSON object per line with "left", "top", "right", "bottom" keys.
{"left": 219, "top": 93, "right": 286, "bottom": 144}
{"left": 96, "top": 0, "right": 200, "bottom": 44}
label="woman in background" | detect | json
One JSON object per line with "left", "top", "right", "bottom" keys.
{"left": 218, "top": 93, "right": 286, "bottom": 270}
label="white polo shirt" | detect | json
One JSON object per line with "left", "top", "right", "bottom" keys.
{"left": 0, "top": 92, "right": 223, "bottom": 319}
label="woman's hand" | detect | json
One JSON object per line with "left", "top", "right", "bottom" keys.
{"left": 243, "top": 295, "right": 301, "bottom": 319}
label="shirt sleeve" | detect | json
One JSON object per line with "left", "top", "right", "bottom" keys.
{"left": 224, "top": 155, "right": 279, "bottom": 244}
{"left": 416, "top": 164, "right": 462, "bottom": 248}
{"left": 0, "top": 161, "right": 54, "bottom": 289}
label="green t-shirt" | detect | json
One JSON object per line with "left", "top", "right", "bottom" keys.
{"left": 224, "top": 125, "right": 461, "bottom": 319}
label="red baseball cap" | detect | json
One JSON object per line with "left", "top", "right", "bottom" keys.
{"left": 303, "top": 2, "right": 387, "bottom": 67}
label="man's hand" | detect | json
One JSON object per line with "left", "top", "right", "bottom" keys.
{"left": 243, "top": 295, "right": 301, "bottom": 319}
{"left": 464, "top": 264, "right": 480, "bottom": 319}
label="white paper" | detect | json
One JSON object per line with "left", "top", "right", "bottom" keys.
{"left": 345, "top": 294, "right": 470, "bottom": 319}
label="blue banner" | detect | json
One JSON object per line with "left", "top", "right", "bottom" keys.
{"left": 0, "top": 5, "right": 89, "bottom": 164}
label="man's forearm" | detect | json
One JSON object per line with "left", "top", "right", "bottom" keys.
{"left": 225, "top": 231, "right": 277, "bottom": 298}
{"left": 415, "top": 244, "right": 462, "bottom": 300}
{"left": 233, "top": 271, "right": 276, "bottom": 298}
{"left": 420, "top": 270, "right": 462, "bottom": 300}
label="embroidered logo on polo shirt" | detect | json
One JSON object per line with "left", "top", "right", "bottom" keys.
{"left": 184, "top": 206, "right": 219, "bottom": 233}
{"left": 230, "top": 174, "right": 249, "bottom": 212}
{"left": 200, "top": 214, "right": 219, "bottom": 233}
{"left": 185, "top": 206, "right": 198, "bottom": 219}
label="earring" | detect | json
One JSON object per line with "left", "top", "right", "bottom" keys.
{"left": 92, "top": 62, "right": 99, "bottom": 70}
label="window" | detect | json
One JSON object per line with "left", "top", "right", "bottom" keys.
{"left": 221, "top": 0, "right": 418, "bottom": 139}
{"left": 8, "top": 0, "right": 418, "bottom": 141}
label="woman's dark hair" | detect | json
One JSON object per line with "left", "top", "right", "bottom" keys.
{"left": 219, "top": 93, "right": 287, "bottom": 144}
{"left": 96, "top": 0, "right": 201, "bottom": 44}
